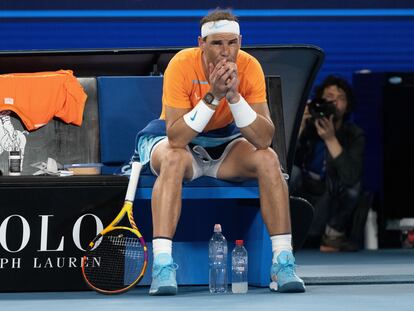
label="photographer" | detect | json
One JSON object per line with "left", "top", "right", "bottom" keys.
{"left": 290, "top": 75, "right": 365, "bottom": 252}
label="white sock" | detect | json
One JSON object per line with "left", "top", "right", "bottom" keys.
{"left": 271, "top": 234, "right": 293, "bottom": 263}
{"left": 152, "top": 238, "right": 172, "bottom": 257}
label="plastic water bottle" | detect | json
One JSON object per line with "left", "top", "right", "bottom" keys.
{"left": 8, "top": 149, "right": 22, "bottom": 176}
{"left": 231, "top": 240, "right": 248, "bottom": 294}
{"left": 364, "top": 208, "right": 378, "bottom": 250}
{"left": 209, "top": 224, "right": 228, "bottom": 293}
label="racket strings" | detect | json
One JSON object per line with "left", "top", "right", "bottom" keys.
{"left": 84, "top": 232, "right": 145, "bottom": 291}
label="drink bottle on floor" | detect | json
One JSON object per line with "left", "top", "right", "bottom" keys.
{"left": 231, "top": 240, "right": 248, "bottom": 293}
{"left": 209, "top": 224, "right": 228, "bottom": 293}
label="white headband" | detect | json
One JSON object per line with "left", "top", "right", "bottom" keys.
{"left": 201, "top": 20, "right": 240, "bottom": 38}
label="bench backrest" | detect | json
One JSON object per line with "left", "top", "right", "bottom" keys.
{"left": 97, "top": 76, "right": 163, "bottom": 171}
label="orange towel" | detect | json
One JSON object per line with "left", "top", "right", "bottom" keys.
{"left": 0, "top": 70, "right": 87, "bottom": 131}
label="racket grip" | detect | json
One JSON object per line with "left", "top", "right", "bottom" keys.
{"left": 125, "top": 162, "right": 142, "bottom": 201}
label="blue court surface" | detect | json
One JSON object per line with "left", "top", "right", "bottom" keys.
{"left": 1, "top": 249, "right": 413, "bottom": 311}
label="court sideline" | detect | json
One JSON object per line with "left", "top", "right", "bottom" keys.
{"left": 1, "top": 249, "right": 413, "bottom": 311}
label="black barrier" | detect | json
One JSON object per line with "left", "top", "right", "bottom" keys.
{"left": 0, "top": 176, "right": 128, "bottom": 292}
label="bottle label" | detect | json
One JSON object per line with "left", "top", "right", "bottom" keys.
{"left": 9, "top": 158, "right": 21, "bottom": 173}
{"left": 232, "top": 256, "right": 247, "bottom": 273}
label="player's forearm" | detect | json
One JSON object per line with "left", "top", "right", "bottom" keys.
{"left": 166, "top": 118, "right": 198, "bottom": 148}
{"left": 228, "top": 94, "right": 274, "bottom": 149}
{"left": 240, "top": 115, "right": 274, "bottom": 149}
{"left": 167, "top": 101, "right": 217, "bottom": 148}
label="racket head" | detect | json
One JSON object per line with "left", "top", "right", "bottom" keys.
{"left": 82, "top": 227, "right": 148, "bottom": 294}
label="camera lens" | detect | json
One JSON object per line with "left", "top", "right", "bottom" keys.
{"left": 308, "top": 98, "right": 336, "bottom": 119}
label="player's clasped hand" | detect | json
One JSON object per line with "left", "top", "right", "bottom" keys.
{"left": 225, "top": 64, "right": 240, "bottom": 103}
{"left": 208, "top": 60, "right": 238, "bottom": 100}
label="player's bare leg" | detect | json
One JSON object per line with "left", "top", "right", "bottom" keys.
{"left": 149, "top": 141, "right": 194, "bottom": 295}
{"left": 217, "top": 139, "right": 305, "bottom": 293}
{"left": 151, "top": 141, "right": 194, "bottom": 238}
{"left": 217, "top": 140, "right": 290, "bottom": 234}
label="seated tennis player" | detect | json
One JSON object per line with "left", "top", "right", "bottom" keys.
{"left": 134, "top": 9, "right": 305, "bottom": 295}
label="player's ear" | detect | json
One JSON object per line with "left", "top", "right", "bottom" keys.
{"left": 198, "top": 36, "right": 205, "bottom": 48}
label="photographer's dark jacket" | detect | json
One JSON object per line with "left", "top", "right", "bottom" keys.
{"left": 294, "top": 121, "right": 365, "bottom": 188}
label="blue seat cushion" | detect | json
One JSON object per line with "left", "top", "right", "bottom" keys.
{"left": 137, "top": 175, "right": 259, "bottom": 199}
{"left": 138, "top": 175, "right": 258, "bottom": 188}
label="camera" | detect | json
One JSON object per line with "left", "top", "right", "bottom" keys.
{"left": 307, "top": 97, "right": 337, "bottom": 120}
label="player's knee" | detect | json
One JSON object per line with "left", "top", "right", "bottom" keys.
{"left": 253, "top": 148, "right": 281, "bottom": 171}
{"left": 161, "top": 148, "right": 191, "bottom": 173}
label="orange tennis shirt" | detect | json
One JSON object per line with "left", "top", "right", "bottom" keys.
{"left": 0, "top": 70, "right": 87, "bottom": 131}
{"left": 161, "top": 48, "right": 266, "bottom": 132}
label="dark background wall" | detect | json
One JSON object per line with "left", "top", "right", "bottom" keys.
{"left": 1, "top": 1, "right": 414, "bottom": 85}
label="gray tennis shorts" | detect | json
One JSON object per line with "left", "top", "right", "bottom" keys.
{"left": 149, "top": 137, "right": 245, "bottom": 181}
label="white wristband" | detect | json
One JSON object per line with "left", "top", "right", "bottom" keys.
{"left": 229, "top": 96, "right": 257, "bottom": 128}
{"left": 183, "top": 100, "right": 215, "bottom": 133}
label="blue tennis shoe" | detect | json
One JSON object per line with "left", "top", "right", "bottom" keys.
{"left": 269, "top": 250, "right": 305, "bottom": 293}
{"left": 149, "top": 253, "right": 178, "bottom": 295}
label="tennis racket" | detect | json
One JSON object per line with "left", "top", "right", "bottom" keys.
{"left": 81, "top": 161, "right": 148, "bottom": 294}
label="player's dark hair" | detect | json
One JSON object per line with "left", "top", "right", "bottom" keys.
{"left": 200, "top": 8, "right": 238, "bottom": 28}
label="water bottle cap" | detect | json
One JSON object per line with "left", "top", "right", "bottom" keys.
{"left": 236, "top": 240, "right": 243, "bottom": 246}
{"left": 214, "top": 224, "right": 222, "bottom": 232}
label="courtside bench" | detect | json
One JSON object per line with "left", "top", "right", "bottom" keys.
{"left": 0, "top": 46, "right": 324, "bottom": 291}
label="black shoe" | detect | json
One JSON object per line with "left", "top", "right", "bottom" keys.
{"left": 320, "top": 234, "right": 359, "bottom": 252}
